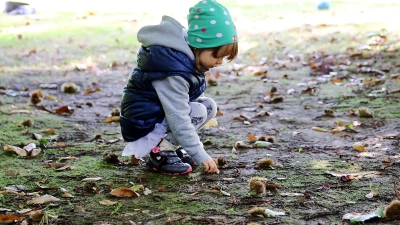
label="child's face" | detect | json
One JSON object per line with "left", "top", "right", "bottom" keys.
{"left": 199, "top": 45, "right": 233, "bottom": 69}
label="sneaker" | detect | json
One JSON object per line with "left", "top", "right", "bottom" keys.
{"left": 176, "top": 148, "right": 197, "bottom": 166}
{"left": 145, "top": 139, "right": 192, "bottom": 175}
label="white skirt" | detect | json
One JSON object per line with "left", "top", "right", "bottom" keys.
{"left": 121, "top": 119, "right": 168, "bottom": 159}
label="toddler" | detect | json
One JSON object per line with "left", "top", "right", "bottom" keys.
{"left": 119, "top": 0, "right": 238, "bottom": 175}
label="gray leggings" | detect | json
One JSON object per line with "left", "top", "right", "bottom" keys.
{"left": 165, "top": 97, "right": 217, "bottom": 145}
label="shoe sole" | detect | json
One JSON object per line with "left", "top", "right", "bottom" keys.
{"left": 147, "top": 166, "right": 192, "bottom": 175}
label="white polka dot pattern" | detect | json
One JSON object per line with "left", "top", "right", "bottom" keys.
{"left": 187, "top": 0, "right": 238, "bottom": 48}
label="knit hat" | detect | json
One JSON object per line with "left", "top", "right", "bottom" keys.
{"left": 187, "top": 0, "right": 238, "bottom": 48}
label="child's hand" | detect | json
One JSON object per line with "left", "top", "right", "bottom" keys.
{"left": 202, "top": 157, "right": 219, "bottom": 174}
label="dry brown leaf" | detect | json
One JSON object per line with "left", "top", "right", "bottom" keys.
{"left": 62, "top": 193, "right": 74, "bottom": 198}
{"left": 110, "top": 187, "right": 140, "bottom": 198}
{"left": 247, "top": 133, "right": 257, "bottom": 142}
{"left": 0, "top": 214, "right": 24, "bottom": 223}
{"left": 42, "top": 129, "right": 56, "bottom": 134}
{"left": 352, "top": 143, "right": 366, "bottom": 152}
{"left": 234, "top": 141, "right": 252, "bottom": 148}
{"left": 84, "top": 87, "right": 101, "bottom": 95}
{"left": 27, "top": 195, "right": 60, "bottom": 205}
{"left": 30, "top": 148, "right": 42, "bottom": 157}
{"left": 49, "top": 162, "right": 68, "bottom": 169}
{"left": 382, "top": 157, "right": 391, "bottom": 163}
{"left": 103, "top": 116, "right": 120, "bottom": 123}
{"left": 4, "top": 145, "right": 27, "bottom": 156}
{"left": 329, "top": 126, "right": 345, "bottom": 134}
{"left": 55, "top": 105, "right": 74, "bottom": 115}
{"left": 52, "top": 142, "right": 66, "bottom": 148}
{"left": 29, "top": 210, "right": 45, "bottom": 222}
{"left": 255, "top": 111, "right": 273, "bottom": 117}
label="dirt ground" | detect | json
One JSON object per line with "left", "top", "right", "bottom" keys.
{"left": 2, "top": 50, "right": 400, "bottom": 225}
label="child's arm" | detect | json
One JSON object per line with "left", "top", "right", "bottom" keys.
{"left": 152, "top": 76, "right": 218, "bottom": 172}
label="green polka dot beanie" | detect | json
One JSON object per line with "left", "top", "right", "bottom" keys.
{"left": 187, "top": 0, "right": 238, "bottom": 48}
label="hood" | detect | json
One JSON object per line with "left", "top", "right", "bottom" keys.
{"left": 137, "top": 15, "right": 194, "bottom": 60}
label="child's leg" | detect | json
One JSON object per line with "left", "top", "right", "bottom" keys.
{"left": 195, "top": 97, "right": 217, "bottom": 130}
{"left": 165, "top": 97, "right": 217, "bottom": 144}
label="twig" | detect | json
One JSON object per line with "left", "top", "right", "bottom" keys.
{"left": 166, "top": 211, "right": 185, "bottom": 224}
{"left": 384, "top": 162, "right": 394, "bottom": 170}
{"left": 34, "top": 105, "right": 55, "bottom": 114}
{"left": 303, "top": 211, "right": 340, "bottom": 220}
{"left": 189, "top": 216, "right": 215, "bottom": 224}
{"left": 0, "top": 110, "right": 11, "bottom": 115}
{"left": 394, "top": 181, "right": 400, "bottom": 201}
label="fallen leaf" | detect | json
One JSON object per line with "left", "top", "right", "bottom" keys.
{"left": 103, "top": 116, "right": 120, "bottom": 123}
{"left": 205, "top": 118, "right": 218, "bottom": 129}
{"left": 52, "top": 142, "right": 66, "bottom": 148}
{"left": 342, "top": 207, "right": 384, "bottom": 222}
{"left": 84, "top": 87, "right": 101, "bottom": 95}
{"left": 255, "top": 111, "right": 273, "bottom": 117}
{"left": 99, "top": 199, "right": 118, "bottom": 205}
{"left": 0, "top": 214, "right": 23, "bottom": 223}
{"left": 55, "top": 105, "right": 74, "bottom": 115}
{"left": 110, "top": 187, "right": 140, "bottom": 198}
{"left": 82, "top": 177, "right": 102, "bottom": 182}
{"left": 27, "top": 195, "right": 60, "bottom": 205}
{"left": 23, "top": 143, "right": 36, "bottom": 151}
{"left": 365, "top": 190, "right": 378, "bottom": 199}
{"left": 312, "top": 127, "right": 327, "bottom": 132}
{"left": 4, "top": 145, "right": 27, "bottom": 156}
{"left": 253, "top": 141, "right": 272, "bottom": 148}
{"left": 42, "top": 129, "right": 56, "bottom": 134}
{"left": 62, "top": 193, "right": 74, "bottom": 198}
{"left": 29, "top": 148, "right": 42, "bottom": 157}
{"left": 334, "top": 120, "right": 351, "bottom": 126}
{"left": 247, "top": 133, "right": 257, "bottom": 142}
{"left": 280, "top": 193, "right": 304, "bottom": 197}
{"left": 234, "top": 141, "right": 252, "bottom": 148}
{"left": 352, "top": 143, "right": 366, "bottom": 152}
{"left": 143, "top": 188, "right": 152, "bottom": 196}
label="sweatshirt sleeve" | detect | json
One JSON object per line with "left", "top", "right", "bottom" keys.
{"left": 151, "top": 76, "right": 210, "bottom": 164}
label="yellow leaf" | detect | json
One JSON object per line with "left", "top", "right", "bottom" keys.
{"left": 352, "top": 143, "right": 366, "bottom": 152}
{"left": 334, "top": 120, "right": 350, "bottom": 126}
{"left": 312, "top": 127, "right": 327, "bottom": 132}
{"left": 382, "top": 158, "right": 390, "bottom": 163}
{"left": 99, "top": 199, "right": 118, "bottom": 205}
{"left": 205, "top": 118, "right": 218, "bottom": 129}
{"left": 103, "top": 116, "right": 120, "bottom": 123}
